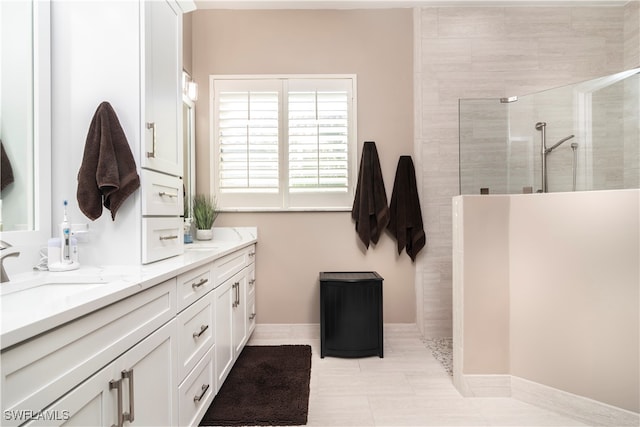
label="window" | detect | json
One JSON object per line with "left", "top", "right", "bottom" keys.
{"left": 211, "top": 75, "right": 357, "bottom": 211}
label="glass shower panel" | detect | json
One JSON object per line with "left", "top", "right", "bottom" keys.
{"left": 459, "top": 68, "right": 639, "bottom": 195}
{"left": 510, "top": 83, "right": 578, "bottom": 193}
{"left": 590, "top": 72, "right": 639, "bottom": 190}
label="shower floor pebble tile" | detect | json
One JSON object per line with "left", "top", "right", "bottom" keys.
{"left": 247, "top": 328, "right": 593, "bottom": 427}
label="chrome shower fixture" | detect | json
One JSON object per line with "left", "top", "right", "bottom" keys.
{"left": 536, "top": 122, "right": 575, "bottom": 193}
{"left": 545, "top": 134, "right": 575, "bottom": 154}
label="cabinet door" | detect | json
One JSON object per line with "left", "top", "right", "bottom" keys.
{"left": 214, "top": 279, "right": 234, "bottom": 386}
{"left": 21, "top": 364, "right": 117, "bottom": 427}
{"left": 143, "top": 0, "right": 182, "bottom": 176}
{"left": 232, "top": 271, "right": 247, "bottom": 355}
{"left": 118, "top": 319, "right": 178, "bottom": 427}
{"left": 23, "top": 321, "right": 177, "bottom": 427}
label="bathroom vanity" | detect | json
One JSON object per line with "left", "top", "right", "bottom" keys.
{"left": 0, "top": 228, "right": 257, "bottom": 427}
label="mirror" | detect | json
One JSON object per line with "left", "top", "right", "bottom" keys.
{"left": 1, "top": 0, "right": 34, "bottom": 231}
{"left": 182, "top": 70, "right": 197, "bottom": 220}
{"left": 0, "top": 0, "right": 51, "bottom": 259}
{"left": 183, "top": 94, "right": 196, "bottom": 218}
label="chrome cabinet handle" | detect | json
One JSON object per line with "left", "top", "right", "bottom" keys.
{"left": 193, "top": 324, "right": 209, "bottom": 339}
{"left": 249, "top": 252, "right": 256, "bottom": 258}
{"left": 249, "top": 279, "right": 256, "bottom": 285}
{"left": 122, "top": 369, "right": 135, "bottom": 423}
{"left": 109, "top": 378, "right": 123, "bottom": 427}
{"left": 232, "top": 282, "right": 240, "bottom": 308}
{"left": 235, "top": 281, "right": 240, "bottom": 307}
{"left": 192, "top": 278, "right": 209, "bottom": 289}
{"left": 158, "top": 191, "right": 178, "bottom": 198}
{"left": 231, "top": 283, "right": 237, "bottom": 308}
{"left": 194, "top": 383, "right": 210, "bottom": 403}
{"left": 249, "top": 312, "right": 256, "bottom": 320}
{"left": 159, "top": 235, "right": 179, "bottom": 241}
{"left": 146, "top": 122, "right": 156, "bottom": 158}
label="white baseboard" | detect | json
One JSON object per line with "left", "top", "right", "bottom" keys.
{"left": 456, "top": 374, "right": 511, "bottom": 397}
{"left": 511, "top": 376, "right": 640, "bottom": 427}
{"left": 249, "top": 323, "right": 420, "bottom": 343}
{"left": 456, "top": 374, "right": 640, "bottom": 427}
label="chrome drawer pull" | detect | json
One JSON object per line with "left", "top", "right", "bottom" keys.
{"left": 249, "top": 312, "right": 256, "bottom": 320}
{"left": 249, "top": 252, "right": 256, "bottom": 257}
{"left": 192, "top": 278, "right": 209, "bottom": 289}
{"left": 109, "top": 379, "right": 123, "bottom": 427}
{"left": 158, "top": 191, "right": 178, "bottom": 198}
{"left": 146, "top": 122, "right": 156, "bottom": 158}
{"left": 194, "top": 383, "right": 210, "bottom": 403}
{"left": 159, "top": 234, "right": 179, "bottom": 241}
{"left": 193, "top": 324, "right": 209, "bottom": 339}
{"left": 249, "top": 279, "right": 256, "bottom": 285}
{"left": 122, "top": 369, "right": 135, "bottom": 423}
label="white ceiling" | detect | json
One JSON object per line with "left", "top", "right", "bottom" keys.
{"left": 193, "top": 0, "right": 630, "bottom": 9}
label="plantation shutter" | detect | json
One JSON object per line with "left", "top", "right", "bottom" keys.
{"left": 287, "top": 79, "right": 351, "bottom": 194}
{"left": 212, "top": 76, "right": 356, "bottom": 211}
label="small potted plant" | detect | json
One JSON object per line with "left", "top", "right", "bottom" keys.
{"left": 192, "top": 194, "right": 218, "bottom": 240}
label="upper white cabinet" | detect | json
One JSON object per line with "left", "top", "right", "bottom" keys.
{"left": 50, "top": 0, "right": 190, "bottom": 266}
{"left": 142, "top": 0, "right": 182, "bottom": 177}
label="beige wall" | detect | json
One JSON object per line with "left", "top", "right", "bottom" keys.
{"left": 455, "top": 190, "right": 640, "bottom": 412}
{"left": 189, "top": 9, "right": 415, "bottom": 323}
{"left": 460, "top": 196, "right": 510, "bottom": 374}
{"left": 416, "top": 5, "right": 631, "bottom": 337}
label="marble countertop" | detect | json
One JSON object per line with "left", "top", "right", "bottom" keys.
{"left": 0, "top": 227, "right": 257, "bottom": 349}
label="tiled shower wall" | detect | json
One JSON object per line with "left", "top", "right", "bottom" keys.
{"left": 414, "top": 4, "right": 638, "bottom": 337}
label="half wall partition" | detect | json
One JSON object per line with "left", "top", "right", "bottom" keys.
{"left": 459, "top": 68, "right": 639, "bottom": 195}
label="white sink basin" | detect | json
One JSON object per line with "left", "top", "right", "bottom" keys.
{"left": 0, "top": 276, "right": 111, "bottom": 308}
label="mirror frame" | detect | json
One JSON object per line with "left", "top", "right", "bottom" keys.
{"left": 2, "top": 0, "right": 51, "bottom": 256}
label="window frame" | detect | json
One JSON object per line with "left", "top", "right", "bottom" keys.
{"left": 210, "top": 74, "right": 358, "bottom": 212}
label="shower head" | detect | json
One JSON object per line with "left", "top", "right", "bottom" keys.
{"left": 535, "top": 122, "right": 547, "bottom": 130}
{"left": 546, "top": 134, "right": 575, "bottom": 153}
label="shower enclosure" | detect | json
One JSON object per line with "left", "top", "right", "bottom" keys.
{"left": 459, "top": 68, "right": 639, "bottom": 195}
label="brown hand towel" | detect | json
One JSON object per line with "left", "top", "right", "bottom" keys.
{"left": 351, "top": 141, "right": 389, "bottom": 248}
{"left": 77, "top": 102, "right": 140, "bottom": 221}
{"left": 388, "top": 155, "right": 425, "bottom": 261}
{"left": 1, "top": 141, "right": 14, "bottom": 191}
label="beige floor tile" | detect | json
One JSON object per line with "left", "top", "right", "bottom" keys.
{"left": 247, "top": 329, "right": 592, "bottom": 427}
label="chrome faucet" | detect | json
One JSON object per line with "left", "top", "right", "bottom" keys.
{"left": 0, "top": 240, "right": 20, "bottom": 283}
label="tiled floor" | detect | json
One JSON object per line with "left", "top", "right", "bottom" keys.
{"left": 247, "top": 326, "right": 589, "bottom": 427}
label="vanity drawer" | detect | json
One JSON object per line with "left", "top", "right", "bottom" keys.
{"left": 142, "top": 216, "right": 184, "bottom": 263}
{"left": 177, "top": 293, "right": 214, "bottom": 381}
{"left": 0, "top": 279, "right": 176, "bottom": 425}
{"left": 177, "top": 263, "right": 214, "bottom": 313}
{"left": 179, "top": 346, "right": 215, "bottom": 427}
{"left": 141, "top": 168, "right": 183, "bottom": 216}
{"left": 213, "top": 244, "right": 255, "bottom": 287}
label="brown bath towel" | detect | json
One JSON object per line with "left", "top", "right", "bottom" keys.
{"left": 351, "top": 141, "right": 389, "bottom": 248}
{"left": 388, "top": 156, "right": 425, "bottom": 261}
{"left": 1, "top": 141, "right": 14, "bottom": 191}
{"left": 77, "top": 102, "right": 140, "bottom": 221}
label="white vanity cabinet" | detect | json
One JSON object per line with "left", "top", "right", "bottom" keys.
{"left": 0, "top": 279, "right": 177, "bottom": 427}
{"left": 0, "top": 234, "right": 257, "bottom": 427}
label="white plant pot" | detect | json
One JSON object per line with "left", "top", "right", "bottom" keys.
{"left": 196, "top": 228, "right": 213, "bottom": 241}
